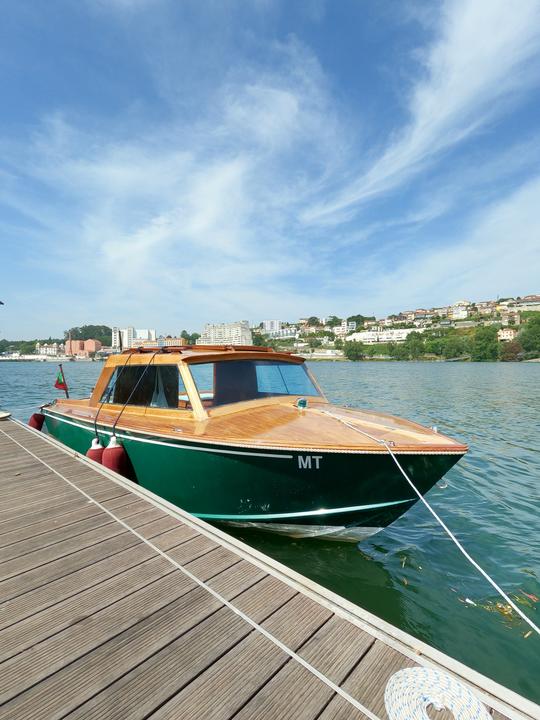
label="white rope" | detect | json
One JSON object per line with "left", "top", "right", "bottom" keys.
{"left": 385, "top": 668, "right": 491, "bottom": 720}
{"left": 0, "top": 424, "right": 381, "bottom": 720}
{"left": 323, "top": 410, "right": 540, "bottom": 638}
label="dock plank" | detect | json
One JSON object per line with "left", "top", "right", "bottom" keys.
{"left": 64, "top": 565, "right": 302, "bottom": 720}
{"left": 233, "top": 661, "right": 334, "bottom": 720}
{"left": 1, "top": 585, "right": 220, "bottom": 719}
{"left": 0, "top": 531, "right": 139, "bottom": 603}
{"left": 0, "top": 571, "right": 191, "bottom": 704}
{"left": 339, "top": 639, "right": 416, "bottom": 719}
{"left": 0, "top": 542, "right": 157, "bottom": 630}
{"left": 0, "top": 555, "right": 171, "bottom": 662}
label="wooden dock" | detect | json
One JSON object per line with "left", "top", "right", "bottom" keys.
{"left": 0, "top": 418, "right": 537, "bottom": 720}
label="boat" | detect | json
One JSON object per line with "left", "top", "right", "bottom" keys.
{"left": 39, "top": 345, "right": 467, "bottom": 540}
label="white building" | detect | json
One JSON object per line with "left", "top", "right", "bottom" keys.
{"left": 261, "top": 320, "right": 282, "bottom": 335}
{"left": 266, "top": 326, "right": 298, "bottom": 339}
{"left": 138, "top": 336, "right": 188, "bottom": 349}
{"left": 334, "top": 320, "right": 357, "bottom": 337}
{"left": 451, "top": 301, "right": 471, "bottom": 321}
{"left": 35, "top": 342, "right": 64, "bottom": 356}
{"left": 515, "top": 300, "right": 540, "bottom": 312}
{"left": 112, "top": 327, "right": 157, "bottom": 351}
{"left": 197, "top": 321, "right": 253, "bottom": 346}
{"left": 497, "top": 328, "right": 518, "bottom": 342}
{"left": 347, "top": 328, "right": 425, "bottom": 344}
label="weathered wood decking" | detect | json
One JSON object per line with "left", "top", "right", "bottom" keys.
{"left": 0, "top": 418, "right": 537, "bottom": 720}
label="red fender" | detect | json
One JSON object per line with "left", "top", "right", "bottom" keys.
{"left": 86, "top": 437, "right": 104, "bottom": 464}
{"left": 102, "top": 436, "right": 130, "bottom": 476}
{"left": 28, "top": 413, "right": 45, "bottom": 431}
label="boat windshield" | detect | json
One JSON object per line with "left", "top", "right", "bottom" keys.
{"left": 189, "top": 359, "right": 320, "bottom": 407}
{"left": 100, "top": 364, "right": 189, "bottom": 409}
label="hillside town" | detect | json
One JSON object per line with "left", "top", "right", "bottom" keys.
{"left": 1, "top": 294, "right": 539, "bottom": 362}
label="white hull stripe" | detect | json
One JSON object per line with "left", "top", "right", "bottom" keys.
{"left": 192, "top": 498, "right": 412, "bottom": 521}
{"left": 43, "top": 412, "right": 293, "bottom": 459}
{"left": 43, "top": 409, "right": 464, "bottom": 457}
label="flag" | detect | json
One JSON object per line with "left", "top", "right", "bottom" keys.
{"left": 54, "top": 365, "right": 69, "bottom": 397}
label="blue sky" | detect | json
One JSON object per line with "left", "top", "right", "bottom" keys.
{"left": 1, "top": 0, "right": 540, "bottom": 339}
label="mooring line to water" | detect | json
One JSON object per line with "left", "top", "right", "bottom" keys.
{"left": 0, "top": 424, "right": 381, "bottom": 720}
{"left": 323, "top": 410, "right": 540, "bottom": 638}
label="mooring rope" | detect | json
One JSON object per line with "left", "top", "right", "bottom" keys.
{"left": 385, "top": 668, "right": 491, "bottom": 720}
{"left": 321, "top": 409, "right": 540, "bottom": 637}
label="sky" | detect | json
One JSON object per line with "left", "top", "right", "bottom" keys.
{"left": 1, "top": 0, "right": 540, "bottom": 339}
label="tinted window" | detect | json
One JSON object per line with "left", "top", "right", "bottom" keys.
{"left": 189, "top": 360, "right": 319, "bottom": 407}
{"left": 100, "top": 364, "right": 186, "bottom": 409}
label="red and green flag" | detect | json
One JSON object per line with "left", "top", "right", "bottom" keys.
{"left": 54, "top": 364, "right": 69, "bottom": 397}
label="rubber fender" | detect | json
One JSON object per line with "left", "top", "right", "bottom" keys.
{"left": 28, "top": 413, "right": 45, "bottom": 431}
{"left": 102, "top": 436, "right": 130, "bottom": 477}
{"left": 86, "top": 437, "right": 104, "bottom": 464}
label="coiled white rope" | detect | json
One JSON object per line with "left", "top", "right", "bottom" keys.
{"left": 385, "top": 668, "right": 491, "bottom": 720}
{"left": 321, "top": 410, "right": 540, "bottom": 638}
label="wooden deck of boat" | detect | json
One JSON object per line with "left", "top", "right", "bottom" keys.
{"left": 0, "top": 418, "right": 537, "bottom": 720}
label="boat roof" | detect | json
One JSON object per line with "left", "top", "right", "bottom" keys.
{"left": 112, "top": 345, "right": 302, "bottom": 364}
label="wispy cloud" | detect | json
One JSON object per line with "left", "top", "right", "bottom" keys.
{"left": 304, "top": 0, "right": 540, "bottom": 223}
{"left": 328, "top": 172, "right": 540, "bottom": 317}
{"left": 0, "top": 35, "right": 347, "bottom": 332}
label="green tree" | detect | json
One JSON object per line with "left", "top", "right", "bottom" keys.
{"left": 325, "top": 315, "right": 342, "bottom": 327}
{"left": 388, "top": 343, "right": 409, "bottom": 360}
{"left": 307, "top": 337, "right": 322, "bottom": 350}
{"left": 470, "top": 326, "right": 499, "bottom": 361}
{"left": 347, "top": 314, "right": 375, "bottom": 327}
{"left": 424, "top": 337, "right": 444, "bottom": 356}
{"left": 306, "top": 316, "right": 320, "bottom": 326}
{"left": 334, "top": 337, "right": 343, "bottom": 350}
{"left": 442, "top": 334, "right": 467, "bottom": 359}
{"left": 180, "top": 330, "right": 201, "bottom": 345}
{"left": 518, "top": 316, "right": 540, "bottom": 356}
{"left": 252, "top": 332, "right": 268, "bottom": 347}
{"left": 403, "top": 331, "right": 425, "bottom": 359}
{"left": 20, "top": 340, "right": 39, "bottom": 354}
{"left": 343, "top": 340, "right": 366, "bottom": 361}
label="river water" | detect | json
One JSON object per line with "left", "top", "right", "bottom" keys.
{"left": 1, "top": 360, "right": 539, "bottom": 703}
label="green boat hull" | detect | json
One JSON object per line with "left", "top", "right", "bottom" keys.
{"left": 43, "top": 410, "right": 462, "bottom": 535}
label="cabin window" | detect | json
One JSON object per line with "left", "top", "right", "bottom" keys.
{"left": 100, "top": 364, "right": 188, "bottom": 409}
{"left": 189, "top": 360, "right": 320, "bottom": 407}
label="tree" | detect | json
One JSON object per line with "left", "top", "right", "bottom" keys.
{"left": 307, "top": 337, "right": 322, "bottom": 350}
{"left": 343, "top": 341, "right": 366, "bottom": 361}
{"left": 424, "top": 337, "right": 444, "bottom": 356}
{"left": 334, "top": 337, "right": 343, "bottom": 350}
{"left": 306, "top": 316, "right": 320, "bottom": 326}
{"left": 388, "top": 343, "right": 409, "bottom": 360}
{"left": 252, "top": 332, "right": 268, "bottom": 347}
{"left": 403, "top": 331, "right": 425, "bottom": 359}
{"left": 470, "top": 326, "right": 499, "bottom": 361}
{"left": 325, "top": 315, "right": 342, "bottom": 328}
{"left": 499, "top": 340, "right": 523, "bottom": 362}
{"left": 518, "top": 315, "right": 540, "bottom": 356}
{"left": 347, "top": 314, "right": 375, "bottom": 327}
{"left": 180, "top": 330, "right": 201, "bottom": 345}
{"left": 442, "top": 334, "right": 467, "bottom": 359}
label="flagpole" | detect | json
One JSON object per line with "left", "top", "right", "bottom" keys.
{"left": 59, "top": 363, "right": 69, "bottom": 398}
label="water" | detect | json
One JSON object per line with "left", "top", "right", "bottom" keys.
{"left": 1, "top": 360, "right": 539, "bottom": 703}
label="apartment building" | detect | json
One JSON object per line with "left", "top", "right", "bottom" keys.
{"left": 197, "top": 321, "right": 253, "bottom": 346}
